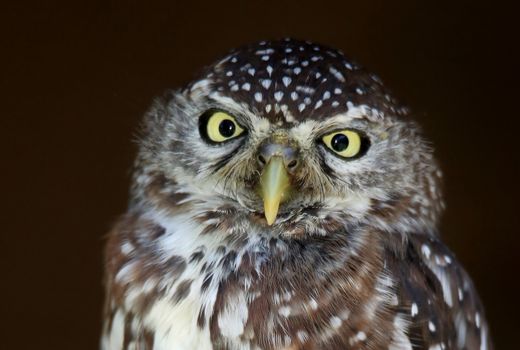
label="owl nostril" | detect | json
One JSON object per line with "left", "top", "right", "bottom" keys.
{"left": 287, "top": 159, "right": 298, "bottom": 169}
{"left": 258, "top": 155, "right": 267, "bottom": 166}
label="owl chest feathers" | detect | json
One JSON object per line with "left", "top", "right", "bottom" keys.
{"left": 103, "top": 210, "right": 415, "bottom": 350}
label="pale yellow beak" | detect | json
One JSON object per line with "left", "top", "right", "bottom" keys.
{"left": 259, "top": 156, "right": 291, "bottom": 225}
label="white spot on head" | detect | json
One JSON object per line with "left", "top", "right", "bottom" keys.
{"left": 265, "top": 104, "right": 272, "bottom": 113}
{"left": 261, "top": 79, "right": 272, "bottom": 89}
{"left": 280, "top": 104, "right": 289, "bottom": 114}
{"left": 314, "top": 100, "right": 323, "bottom": 109}
{"left": 254, "top": 92, "right": 263, "bottom": 102}
{"left": 256, "top": 48, "right": 274, "bottom": 55}
{"left": 329, "top": 67, "right": 345, "bottom": 82}
{"left": 266, "top": 65, "right": 273, "bottom": 76}
{"left": 230, "top": 84, "right": 239, "bottom": 92}
{"left": 282, "top": 76, "right": 292, "bottom": 87}
{"left": 332, "top": 101, "right": 339, "bottom": 107}
{"left": 356, "top": 87, "right": 364, "bottom": 95}
{"left": 241, "top": 83, "right": 251, "bottom": 91}
{"left": 226, "top": 71, "right": 233, "bottom": 77}
{"left": 247, "top": 68, "right": 255, "bottom": 76}
{"left": 298, "top": 103, "right": 306, "bottom": 112}
{"left": 290, "top": 91, "right": 298, "bottom": 101}
{"left": 428, "top": 321, "right": 436, "bottom": 332}
{"left": 274, "top": 91, "right": 284, "bottom": 102}
{"left": 293, "top": 67, "right": 301, "bottom": 75}
{"left": 261, "top": 55, "right": 270, "bottom": 61}
{"left": 296, "top": 85, "right": 315, "bottom": 94}
{"left": 323, "top": 91, "right": 331, "bottom": 100}
{"left": 334, "top": 88, "right": 342, "bottom": 94}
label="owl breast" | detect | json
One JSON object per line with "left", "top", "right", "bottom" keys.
{"left": 103, "top": 211, "right": 412, "bottom": 349}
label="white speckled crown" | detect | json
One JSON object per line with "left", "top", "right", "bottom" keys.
{"left": 186, "top": 38, "right": 405, "bottom": 126}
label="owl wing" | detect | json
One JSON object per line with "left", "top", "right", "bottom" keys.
{"left": 387, "top": 233, "right": 493, "bottom": 350}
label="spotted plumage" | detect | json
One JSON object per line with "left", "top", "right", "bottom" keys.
{"left": 101, "top": 39, "right": 492, "bottom": 349}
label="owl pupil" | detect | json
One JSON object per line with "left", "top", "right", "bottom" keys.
{"left": 331, "top": 134, "right": 349, "bottom": 151}
{"left": 219, "top": 120, "right": 235, "bottom": 137}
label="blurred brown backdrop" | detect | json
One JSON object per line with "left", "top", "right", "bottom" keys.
{"left": 1, "top": 1, "right": 518, "bottom": 349}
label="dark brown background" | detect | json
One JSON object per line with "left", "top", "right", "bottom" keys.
{"left": 1, "top": 1, "right": 518, "bottom": 349}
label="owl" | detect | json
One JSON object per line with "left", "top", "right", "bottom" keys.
{"left": 101, "top": 39, "right": 492, "bottom": 350}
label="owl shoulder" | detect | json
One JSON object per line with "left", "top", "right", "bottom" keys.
{"left": 383, "top": 232, "right": 493, "bottom": 349}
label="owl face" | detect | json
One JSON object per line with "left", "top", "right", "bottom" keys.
{"left": 135, "top": 39, "right": 443, "bottom": 236}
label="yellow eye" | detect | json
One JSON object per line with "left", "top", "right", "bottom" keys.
{"left": 203, "top": 111, "right": 245, "bottom": 143}
{"left": 322, "top": 129, "right": 363, "bottom": 158}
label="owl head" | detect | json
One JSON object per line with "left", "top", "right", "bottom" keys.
{"left": 131, "top": 39, "right": 444, "bottom": 237}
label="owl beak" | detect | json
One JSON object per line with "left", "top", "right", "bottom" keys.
{"left": 260, "top": 156, "right": 291, "bottom": 225}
